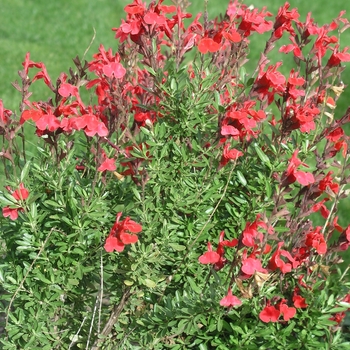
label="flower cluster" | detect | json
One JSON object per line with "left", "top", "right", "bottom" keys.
{"left": 2, "top": 183, "right": 29, "bottom": 220}
{"left": 104, "top": 212, "right": 142, "bottom": 253}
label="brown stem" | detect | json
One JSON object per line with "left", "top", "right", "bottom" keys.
{"left": 91, "top": 288, "right": 132, "bottom": 350}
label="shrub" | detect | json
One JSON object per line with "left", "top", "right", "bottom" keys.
{"left": 1, "top": 0, "right": 350, "bottom": 348}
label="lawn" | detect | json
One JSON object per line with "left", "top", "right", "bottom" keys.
{"left": 1, "top": 0, "right": 350, "bottom": 111}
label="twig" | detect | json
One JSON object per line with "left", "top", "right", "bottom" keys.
{"left": 340, "top": 264, "right": 350, "bottom": 282}
{"left": 98, "top": 249, "right": 104, "bottom": 334}
{"left": 83, "top": 27, "right": 96, "bottom": 61}
{"left": 91, "top": 288, "right": 132, "bottom": 350}
{"left": 86, "top": 292, "right": 99, "bottom": 349}
{"left": 68, "top": 316, "right": 87, "bottom": 350}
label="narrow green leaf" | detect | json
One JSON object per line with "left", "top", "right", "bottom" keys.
{"left": 186, "top": 276, "right": 201, "bottom": 294}
{"left": 236, "top": 170, "right": 247, "bottom": 186}
{"left": 30, "top": 202, "right": 37, "bottom": 219}
{"left": 254, "top": 144, "right": 271, "bottom": 167}
{"left": 20, "top": 161, "right": 31, "bottom": 182}
{"left": 0, "top": 194, "right": 15, "bottom": 206}
{"left": 169, "top": 243, "right": 186, "bottom": 251}
{"left": 44, "top": 200, "right": 62, "bottom": 208}
{"left": 132, "top": 187, "right": 141, "bottom": 201}
{"left": 144, "top": 278, "right": 156, "bottom": 288}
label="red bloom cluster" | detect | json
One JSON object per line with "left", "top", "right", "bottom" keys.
{"left": 259, "top": 289, "right": 307, "bottom": 323}
{"left": 259, "top": 299, "right": 296, "bottom": 323}
{"left": 198, "top": 231, "right": 238, "bottom": 271}
{"left": 221, "top": 101, "right": 267, "bottom": 142}
{"left": 282, "top": 150, "right": 315, "bottom": 186}
{"left": 2, "top": 183, "right": 29, "bottom": 220}
{"left": 104, "top": 212, "right": 142, "bottom": 253}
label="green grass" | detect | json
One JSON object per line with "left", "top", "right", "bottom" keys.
{"left": 0, "top": 0, "right": 130, "bottom": 111}
{"left": 1, "top": 0, "right": 349, "bottom": 110}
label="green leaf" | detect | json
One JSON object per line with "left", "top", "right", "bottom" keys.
{"left": 338, "top": 301, "right": 350, "bottom": 308}
{"left": 186, "top": 276, "right": 201, "bottom": 294}
{"left": 236, "top": 171, "right": 247, "bottom": 186}
{"left": 144, "top": 278, "right": 156, "bottom": 288}
{"left": 44, "top": 200, "right": 63, "bottom": 208}
{"left": 168, "top": 243, "right": 186, "bottom": 251}
{"left": 327, "top": 294, "right": 335, "bottom": 306}
{"left": 30, "top": 202, "right": 37, "bottom": 219}
{"left": 132, "top": 187, "right": 141, "bottom": 201}
{"left": 0, "top": 193, "right": 15, "bottom": 206}
{"left": 254, "top": 144, "right": 271, "bottom": 168}
{"left": 217, "top": 317, "right": 223, "bottom": 332}
{"left": 68, "top": 278, "right": 79, "bottom": 286}
{"left": 20, "top": 161, "right": 31, "bottom": 182}
{"left": 34, "top": 270, "right": 51, "bottom": 284}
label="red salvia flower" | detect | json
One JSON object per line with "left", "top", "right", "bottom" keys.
{"left": 259, "top": 304, "right": 280, "bottom": 323}
{"left": 282, "top": 150, "right": 315, "bottom": 186}
{"left": 197, "top": 37, "right": 221, "bottom": 54}
{"left": 241, "top": 256, "right": 267, "bottom": 276}
{"left": 98, "top": 158, "right": 117, "bottom": 172}
{"left": 198, "top": 242, "right": 221, "bottom": 265}
{"left": 104, "top": 212, "right": 142, "bottom": 253}
{"left": 305, "top": 226, "right": 327, "bottom": 254}
{"left": 279, "top": 301, "right": 296, "bottom": 321}
{"left": 293, "top": 288, "right": 308, "bottom": 308}
{"left": 198, "top": 231, "right": 237, "bottom": 271}
{"left": 220, "top": 288, "right": 242, "bottom": 308}
{"left": 268, "top": 242, "right": 298, "bottom": 274}
{"left": 2, "top": 183, "right": 29, "bottom": 221}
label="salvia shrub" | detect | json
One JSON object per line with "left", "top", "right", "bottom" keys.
{"left": 1, "top": 0, "right": 350, "bottom": 348}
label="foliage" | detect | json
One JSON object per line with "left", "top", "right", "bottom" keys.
{"left": 1, "top": 0, "right": 350, "bottom": 348}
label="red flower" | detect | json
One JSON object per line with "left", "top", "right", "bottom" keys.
{"left": 219, "top": 144, "right": 243, "bottom": 167}
{"left": 12, "top": 183, "right": 29, "bottom": 201}
{"left": 2, "top": 207, "right": 22, "bottom": 221}
{"left": 198, "top": 242, "right": 221, "bottom": 264}
{"left": 259, "top": 299, "right": 296, "bottom": 323}
{"left": 220, "top": 288, "right": 242, "bottom": 308}
{"left": 318, "top": 171, "right": 339, "bottom": 194}
{"left": 312, "top": 198, "right": 330, "bottom": 219}
{"left": 279, "top": 301, "right": 296, "bottom": 321}
{"left": 102, "top": 62, "right": 126, "bottom": 79}
{"left": 198, "top": 231, "right": 237, "bottom": 271}
{"left": 98, "top": 158, "right": 116, "bottom": 172}
{"left": 104, "top": 212, "right": 142, "bottom": 253}
{"left": 36, "top": 113, "right": 61, "bottom": 132}
{"left": 327, "top": 45, "right": 350, "bottom": 67}
{"left": 259, "top": 305, "right": 280, "bottom": 323}
{"left": 241, "top": 256, "right": 267, "bottom": 275}
{"left": 0, "top": 100, "right": 12, "bottom": 125}
{"left": 20, "top": 109, "right": 43, "bottom": 125}
{"left": 282, "top": 150, "right": 315, "bottom": 186}
{"left": 241, "top": 214, "right": 267, "bottom": 247}
{"left": 198, "top": 37, "right": 221, "bottom": 54}
{"left": 268, "top": 242, "right": 298, "bottom": 273}
{"left": 305, "top": 227, "right": 327, "bottom": 254}
{"left": 293, "top": 288, "right": 308, "bottom": 308}
{"left": 2, "top": 183, "right": 29, "bottom": 221}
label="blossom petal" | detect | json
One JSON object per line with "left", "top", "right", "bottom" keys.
{"left": 198, "top": 251, "right": 220, "bottom": 264}
{"left": 104, "top": 236, "right": 125, "bottom": 252}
